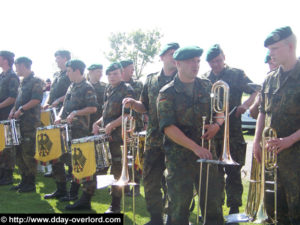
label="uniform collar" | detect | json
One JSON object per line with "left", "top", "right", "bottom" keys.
{"left": 22, "top": 72, "right": 34, "bottom": 83}
{"left": 73, "top": 77, "right": 86, "bottom": 87}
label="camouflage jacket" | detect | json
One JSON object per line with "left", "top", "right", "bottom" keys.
{"left": 157, "top": 75, "right": 217, "bottom": 160}
{"left": 15, "top": 73, "right": 43, "bottom": 133}
{"left": 260, "top": 60, "right": 300, "bottom": 139}
{"left": 140, "top": 69, "right": 176, "bottom": 150}
{"left": 102, "top": 81, "right": 134, "bottom": 142}
{"left": 126, "top": 78, "right": 143, "bottom": 131}
{"left": 202, "top": 65, "right": 254, "bottom": 138}
{"left": 61, "top": 78, "right": 98, "bottom": 137}
{"left": 0, "top": 68, "right": 20, "bottom": 119}
{"left": 90, "top": 81, "right": 107, "bottom": 128}
{"left": 48, "top": 70, "right": 71, "bottom": 110}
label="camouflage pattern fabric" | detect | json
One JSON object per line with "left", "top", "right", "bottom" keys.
{"left": 140, "top": 69, "right": 176, "bottom": 216}
{"left": 157, "top": 75, "right": 224, "bottom": 225}
{"left": 48, "top": 70, "right": 71, "bottom": 112}
{"left": 260, "top": 61, "right": 300, "bottom": 224}
{"left": 0, "top": 69, "right": 19, "bottom": 170}
{"left": 89, "top": 81, "right": 106, "bottom": 133}
{"left": 53, "top": 78, "right": 98, "bottom": 191}
{"left": 102, "top": 81, "right": 134, "bottom": 197}
{"left": 14, "top": 73, "right": 43, "bottom": 176}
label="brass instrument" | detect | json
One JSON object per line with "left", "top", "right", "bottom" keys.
{"left": 254, "top": 126, "right": 277, "bottom": 224}
{"left": 115, "top": 104, "right": 136, "bottom": 224}
{"left": 226, "top": 127, "right": 278, "bottom": 224}
{"left": 197, "top": 80, "right": 238, "bottom": 224}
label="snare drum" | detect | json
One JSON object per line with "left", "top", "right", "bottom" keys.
{"left": 0, "top": 120, "right": 21, "bottom": 151}
{"left": 71, "top": 134, "right": 111, "bottom": 178}
{"left": 40, "top": 108, "right": 56, "bottom": 126}
{"left": 35, "top": 124, "right": 70, "bottom": 163}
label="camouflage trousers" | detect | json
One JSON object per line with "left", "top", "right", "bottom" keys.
{"left": 215, "top": 137, "right": 247, "bottom": 208}
{"left": 265, "top": 146, "right": 300, "bottom": 225}
{"left": 0, "top": 147, "right": 15, "bottom": 170}
{"left": 165, "top": 153, "right": 224, "bottom": 225}
{"left": 143, "top": 147, "right": 167, "bottom": 216}
{"left": 16, "top": 133, "right": 37, "bottom": 176}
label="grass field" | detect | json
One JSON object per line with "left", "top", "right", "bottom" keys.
{"left": 0, "top": 133, "right": 258, "bottom": 225}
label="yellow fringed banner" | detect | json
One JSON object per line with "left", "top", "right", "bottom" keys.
{"left": 0, "top": 124, "right": 6, "bottom": 153}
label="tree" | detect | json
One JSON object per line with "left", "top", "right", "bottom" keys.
{"left": 105, "top": 28, "right": 163, "bottom": 79}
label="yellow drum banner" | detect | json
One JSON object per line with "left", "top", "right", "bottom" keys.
{"left": 0, "top": 124, "right": 5, "bottom": 152}
{"left": 72, "top": 141, "right": 96, "bottom": 181}
{"left": 40, "top": 111, "right": 51, "bottom": 127}
{"left": 35, "top": 128, "right": 63, "bottom": 162}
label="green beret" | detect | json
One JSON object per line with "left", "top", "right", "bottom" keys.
{"left": 264, "top": 52, "right": 271, "bottom": 63}
{"left": 15, "top": 57, "right": 32, "bottom": 66}
{"left": 0, "top": 51, "right": 15, "bottom": 60}
{"left": 66, "top": 59, "right": 86, "bottom": 74}
{"left": 106, "top": 62, "right": 123, "bottom": 75}
{"left": 206, "top": 44, "right": 223, "bottom": 62}
{"left": 173, "top": 46, "right": 203, "bottom": 61}
{"left": 54, "top": 50, "right": 71, "bottom": 60}
{"left": 88, "top": 64, "right": 103, "bottom": 71}
{"left": 159, "top": 42, "right": 180, "bottom": 56}
{"left": 120, "top": 60, "right": 133, "bottom": 68}
{"left": 264, "top": 26, "right": 293, "bottom": 47}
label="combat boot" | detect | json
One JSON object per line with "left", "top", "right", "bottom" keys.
{"left": 10, "top": 174, "right": 26, "bottom": 191}
{"left": 144, "top": 213, "right": 163, "bottom": 225}
{"left": 19, "top": 175, "right": 35, "bottom": 193}
{"left": 44, "top": 182, "right": 67, "bottom": 199}
{"left": 0, "top": 168, "right": 4, "bottom": 180}
{"left": 65, "top": 192, "right": 92, "bottom": 210}
{"left": 60, "top": 181, "right": 80, "bottom": 202}
{"left": 0, "top": 169, "right": 13, "bottom": 185}
{"left": 105, "top": 196, "right": 121, "bottom": 213}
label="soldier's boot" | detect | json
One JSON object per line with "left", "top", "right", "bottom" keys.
{"left": 44, "top": 182, "right": 67, "bottom": 199}
{"left": 65, "top": 192, "right": 92, "bottom": 211}
{"left": 60, "top": 181, "right": 80, "bottom": 202}
{"left": 10, "top": 174, "right": 26, "bottom": 191}
{"left": 19, "top": 175, "right": 36, "bottom": 193}
{"left": 0, "top": 169, "right": 13, "bottom": 185}
{"left": 126, "top": 184, "right": 141, "bottom": 197}
{"left": 229, "top": 206, "right": 239, "bottom": 214}
{"left": 144, "top": 213, "right": 163, "bottom": 225}
{"left": 105, "top": 196, "right": 121, "bottom": 214}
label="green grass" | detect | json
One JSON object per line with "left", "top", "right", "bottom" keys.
{"left": 0, "top": 133, "right": 258, "bottom": 224}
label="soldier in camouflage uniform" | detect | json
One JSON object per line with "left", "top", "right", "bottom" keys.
{"left": 49, "top": 59, "right": 98, "bottom": 210}
{"left": 87, "top": 64, "right": 106, "bottom": 133}
{"left": 120, "top": 59, "right": 143, "bottom": 197}
{"left": 157, "top": 46, "right": 224, "bottom": 225}
{"left": 0, "top": 51, "right": 19, "bottom": 186}
{"left": 43, "top": 50, "right": 71, "bottom": 112}
{"left": 9, "top": 57, "right": 43, "bottom": 193}
{"left": 202, "top": 44, "right": 257, "bottom": 215}
{"left": 254, "top": 26, "right": 300, "bottom": 225}
{"left": 92, "top": 62, "right": 134, "bottom": 213}
{"left": 123, "top": 42, "right": 180, "bottom": 225}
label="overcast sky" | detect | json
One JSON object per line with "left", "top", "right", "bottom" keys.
{"left": 1, "top": 0, "right": 299, "bottom": 84}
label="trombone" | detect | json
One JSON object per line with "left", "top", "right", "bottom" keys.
{"left": 197, "top": 80, "right": 238, "bottom": 224}
{"left": 115, "top": 104, "right": 136, "bottom": 224}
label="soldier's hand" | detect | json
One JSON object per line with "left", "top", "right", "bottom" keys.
{"left": 92, "top": 123, "right": 100, "bottom": 135}
{"left": 253, "top": 141, "right": 262, "bottom": 163}
{"left": 105, "top": 123, "right": 115, "bottom": 135}
{"left": 14, "top": 109, "right": 22, "bottom": 119}
{"left": 235, "top": 105, "right": 247, "bottom": 117}
{"left": 193, "top": 146, "right": 212, "bottom": 159}
{"left": 66, "top": 112, "right": 76, "bottom": 124}
{"left": 54, "top": 118, "right": 61, "bottom": 125}
{"left": 8, "top": 112, "right": 14, "bottom": 120}
{"left": 43, "top": 104, "right": 50, "bottom": 110}
{"left": 267, "top": 137, "right": 294, "bottom": 154}
{"left": 202, "top": 124, "right": 220, "bottom": 140}
{"left": 52, "top": 99, "right": 59, "bottom": 108}
{"left": 122, "top": 98, "right": 135, "bottom": 108}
